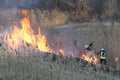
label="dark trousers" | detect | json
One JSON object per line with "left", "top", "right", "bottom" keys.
{"left": 100, "top": 59, "right": 106, "bottom": 65}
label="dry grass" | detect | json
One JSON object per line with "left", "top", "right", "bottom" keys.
{"left": 0, "top": 8, "right": 68, "bottom": 28}
{"left": 0, "top": 51, "right": 119, "bottom": 80}
{"left": 0, "top": 7, "right": 120, "bottom": 80}
{"left": 30, "top": 9, "right": 68, "bottom": 27}
{"left": 46, "top": 22, "right": 120, "bottom": 67}
{"left": 0, "top": 40, "right": 119, "bottom": 80}
{"left": 0, "top": 8, "right": 93, "bottom": 28}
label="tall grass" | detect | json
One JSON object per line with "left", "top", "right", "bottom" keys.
{"left": 0, "top": 51, "right": 119, "bottom": 80}
{"left": 29, "top": 9, "right": 68, "bottom": 27}
{"left": 0, "top": 21, "right": 120, "bottom": 80}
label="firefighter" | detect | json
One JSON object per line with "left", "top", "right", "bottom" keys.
{"left": 97, "top": 48, "right": 107, "bottom": 65}
{"left": 85, "top": 44, "right": 92, "bottom": 50}
{"left": 84, "top": 41, "right": 94, "bottom": 51}
{"left": 84, "top": 44, "right": 95, "bottom": 62}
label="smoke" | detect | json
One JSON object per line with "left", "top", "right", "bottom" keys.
{"left": 1, "top": 0, "right": 40, "bottom": 9}
{"left": 0, "top": 0, "right": 56, "bottom": 10}
{"left": 0, "top": 0, "right": 41, "bottom": 33}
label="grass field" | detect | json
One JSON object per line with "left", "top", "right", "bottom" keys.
{"left": 0, "top": 8, "right": 120, "bottom": 80}
{"left": 0, "top": 45, "right": 119, "bottom": 80}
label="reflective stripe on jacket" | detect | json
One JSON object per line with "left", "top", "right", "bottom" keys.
{"left": 100, "top": 51, "right": 106, "bottom": 59}
{"left": 100, "top": 56, "right": 106, "bottom": 59}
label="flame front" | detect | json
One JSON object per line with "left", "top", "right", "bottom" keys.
{"left": 6, "top": 9, "right": 52, "bottom": 52}
{"left": 0, "top": 9, "right": 99, "bottom": 65}
{"left": 58, "top": 49, "right": 65, "bottom": 56}
{"left": 81, "top": 51, "right": 99, "bottom": 64}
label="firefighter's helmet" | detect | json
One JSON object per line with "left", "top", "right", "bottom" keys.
{"left": 101, "top": 48, "right": 105, "bottom": 51}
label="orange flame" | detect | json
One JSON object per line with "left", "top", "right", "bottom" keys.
{"left": 21, "top": 9, "right": 28, "bottom": 16}
{"left": 81, "top": 51, "right": 99, "bottom": 64}
{"left": 6, "top": 9, "right": 52, "bottom": 52}
{"left": 58, "top": 49, "right": 65, "bottom": 56}
{"left": 0, "top": 9, "right": 99, "bottom": 65}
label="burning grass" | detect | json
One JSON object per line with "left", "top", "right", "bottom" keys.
{"left": 0, "top": 9, "right": 99, "bottom": 65}
{"left": 0, "top": 50, "right": 119, "bottom": 80}
{"left": 0, "top": 33, "right": 119, "bottom": 80}
{"left": 0, "top": 32, "right": 119, "bottom": 80}
{"left": 1, "top": 9, "right": 52, "bottom": 53}
{"left": 0, "top": 8, "right": 120, "bottom": 80}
